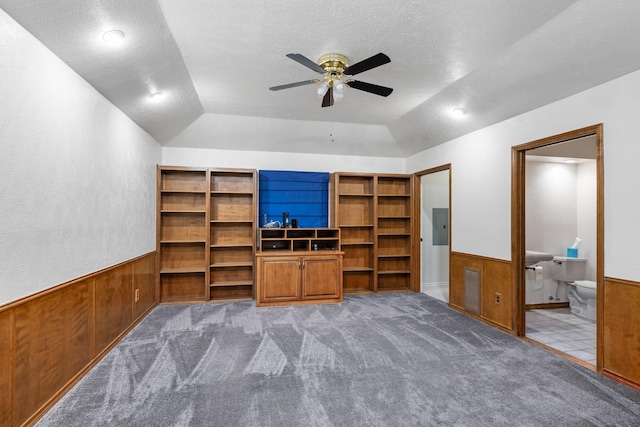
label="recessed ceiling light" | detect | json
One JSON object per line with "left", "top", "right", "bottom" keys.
{"left": 452, "top": 107, "right": 466, "bottom": 117}
{"left": 149, "top": 92, "right": 163, "bottom": 101}
{"left": 103, "top": 29, "right": 125, "bottom": 45}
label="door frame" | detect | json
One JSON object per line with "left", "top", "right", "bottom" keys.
{"left": 414, "top": 164, "right": 452, "bottom": 300}
{"left": 511, "top": 124, "right": 604, "bottom": 370}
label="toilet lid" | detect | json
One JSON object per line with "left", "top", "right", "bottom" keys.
{"left": 573, "top": 280, "right": 596, "bottom": 289}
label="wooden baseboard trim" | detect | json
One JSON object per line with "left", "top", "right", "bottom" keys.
{"left": 449, "top": 303, "right": 516, "bottom": 335}
{"left": 602, "top": 369, "right": 640, "bottom": 392}
{"left": 525, "top": 302, "right": 570, "bottom": 310}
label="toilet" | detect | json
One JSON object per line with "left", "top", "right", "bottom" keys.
{"left": 567, "top": 280, "right": 597, "bottom": 321}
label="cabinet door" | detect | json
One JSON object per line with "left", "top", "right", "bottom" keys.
{"left": 258, "top": 257, "right": 301, "bottom": 302}
{"left": 302, "top": 256, "right": 342, "bottom": 300}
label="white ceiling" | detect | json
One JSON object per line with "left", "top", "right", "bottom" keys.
{"left": 3, "top": 1, "right": 640, "bottom": 157}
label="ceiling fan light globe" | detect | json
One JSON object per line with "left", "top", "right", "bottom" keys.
{"left": 334, "top": 92, "right": 344, "bottom": 102}
{"left": 334, "top": 80, "right": 346, "bottom": 94}
{"left": 317, "top": 83, "right": 329, "bottom": 98}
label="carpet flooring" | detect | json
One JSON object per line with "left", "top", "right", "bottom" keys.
{"left": 37, "top": 293, "right": 640, "bottom": 426}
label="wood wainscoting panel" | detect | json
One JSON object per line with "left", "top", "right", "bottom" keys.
{"left": 482, "top": 259, "right": 513, "bottom": 330}
{"left": 450, "top": 253, "right": 482, "bottom": 310}
{"left": 94, "top": 264, "right": 133, "bottom": 356}
{"left": 0, "top": 309, "right": 12, "bottom": 426}
{"left": 13, "top": 278, "right": 94, "bottom": 426}
{"left": 3, "top": 251, "right": 157, "bottom": 426}
{"left": 603, "top": 278, "right": 640, "bottom": 386}
{"left": 133, "top": 252, "right": 157, "bottom": 321}
{"left": 450, "top": 252, "right": 514, "bottom": 333}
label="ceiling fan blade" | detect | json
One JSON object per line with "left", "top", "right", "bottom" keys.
{"left": 346, "top": 80, "right": 393, "bottom": 97}
{"left": 343, "top": 53, "right": 390, "bottom": 76}
{"left": 286, "top": 53, "right": 325, "bottom": 74}
{"left": 269, "top": 80, "right": 318, "bottom": 91}
{"left": 322, "top": 86, "right": 334, "bottom": 107}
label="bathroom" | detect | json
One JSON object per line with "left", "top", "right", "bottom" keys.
{"left": 524, "top": 136, "right": 597, "bottom": 364}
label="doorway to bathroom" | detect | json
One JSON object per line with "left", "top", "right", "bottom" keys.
{"left": 512, "top": 124, "right": 603, "bottom": 370}
{"left": 416, "top": 165, "right": 451, "bottom": 303}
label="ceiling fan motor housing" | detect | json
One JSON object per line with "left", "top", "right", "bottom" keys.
{"left": 318, "top": 53, "right": 349, "bottom": 86}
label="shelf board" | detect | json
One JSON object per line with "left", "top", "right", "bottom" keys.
{"left": 341, "top": 242, "right": 375, "bottom": 246}
{"left": 376, "top": 287, "right": 412, "bottom": 293}
{"left": 377, "top": 216, "right": 411, "bottom": 219}
{"left": 378, "top": 270, "right": 411, "bottom": 275}
{"left": 160, "top": 268, "right": 206, "bottom": 274}
{"left": 210, "top": 191, "right": 254, "bottom": 195}
{"left": 339, "top": 193, "right": 374, "bottom": 197}
{"left": 160, "top": 240, "right": 207, "bottom": 244}
{"left": 378, "top": 233, "right": 411, "bottom": 237}
{"left": 210, "top": 219, "right": 254, "bottom": 223}
{"left": 378, "top": 254, "right": 411, "bottom": 258}
{"left": 338, "top": 224, "right": 375, "bottom": 228}
{"left": 160, "top": 190, "right": 207, "bottom": 194}
{"left": 210, "top": 281, "right": 253, "bottom": 288}
{"left": 343, "top": 267, "right": 374, "bottom": 272}
{"left": 161, "top": 210, "right": 206, "bottom": 214}
{"left": 210, "top": 243, "right": 254, "bottom": 248}
{"left": 378, "top": 194, "right": 410, "bottom": 198}
{"left": 343, "top": 288, "right": 375, "bottom": 295}
{"left": 210, "top": 262, "right": 254, "bottom": 268}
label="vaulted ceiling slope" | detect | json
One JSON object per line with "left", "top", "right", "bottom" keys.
{"left": 3, "top": 1, "right": 640, "bottom": 157}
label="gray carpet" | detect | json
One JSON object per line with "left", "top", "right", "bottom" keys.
{"left": 37, "top": 293, "right": 640, "bottom": 426}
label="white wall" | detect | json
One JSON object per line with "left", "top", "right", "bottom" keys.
{"left": 525, "top": 162, "right": 578, "bottom": 256}
{"left": 162, "top": 147, "right": 405, "bottom": 174}
{"left": 0, "top": 10, "right": 161, "bottom": 305}
{"left": 577, "top": 160, "right": 597, "bottom": 281}
{"left": 406, "top": 69, "right": 640, "bottom": 282}
{"left": 420, "top": 171, "right": 449, "bottom": 287}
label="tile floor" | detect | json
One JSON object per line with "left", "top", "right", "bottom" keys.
{"left": 526, "top": 307, "right": 596, "bottom": 365}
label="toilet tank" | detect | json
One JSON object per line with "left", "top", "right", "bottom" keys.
{"left": 550, "top": 256, "right": 587, "bottom": 282}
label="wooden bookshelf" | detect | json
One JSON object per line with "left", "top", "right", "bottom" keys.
{"left": 157, "top": 167, "right": 257, "bottom": 303}
{"left": 209, "top": 169, "right": 256, "bottom": 301}
{"left": 157, "top": 167, "right": 208, "bottom": 302}
{"left": 331, "top": 173, "right": 415, "bottom": 294}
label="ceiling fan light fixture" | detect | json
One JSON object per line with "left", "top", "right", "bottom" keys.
{"left": 103, "top": 29, "right": 125, "bottom": 45}
{"left": 317, "top": 82, "right": 329, "bottom": 98}
{"left": 334, "top": 80, "right": 346, "bottom": 94}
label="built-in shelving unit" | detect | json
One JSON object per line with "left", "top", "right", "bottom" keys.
{"left": 259, "top": 228, "right": 340, "bottom": 252}
{"left": 157, "top": 166, "right": 257, "bottom": 303}
{"left": 157, "top": 167, "right": 209, "bottom": 302}
{"left": 256, "top": 227, "right": 343, "bottom": 306}
{"left": 209, "top": 169, "right": 257, "bottom": 301}
{"left": 331, "top": 172, "right": 415, "bottom": 294}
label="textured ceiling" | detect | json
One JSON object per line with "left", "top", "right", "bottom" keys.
{"left": 3, "top": 1, "right": 640, "bottom": 157}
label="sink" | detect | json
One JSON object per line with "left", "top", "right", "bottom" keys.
{"left": 525, "top": 250, "right": 554, "bottom": 266}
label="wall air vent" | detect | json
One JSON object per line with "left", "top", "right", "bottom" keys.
{"left": 464, "top": 267, "right": 481, "bottom": 315}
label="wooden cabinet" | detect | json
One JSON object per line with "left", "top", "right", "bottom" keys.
{"left": 331, "top": 173, "right": 416, "bottom": 295}
{"left": 157, "top": 166, "right": 256, "bottom": 303}
{"left": 256, "top": 253, "right": 342, "bottom": 307}
{"left": 256, "top": 227, "right": 343, "bottom": 306}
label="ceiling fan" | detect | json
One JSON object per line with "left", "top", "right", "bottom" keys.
{"left": 269, "top": 52, "right": 393, "bottom": 108}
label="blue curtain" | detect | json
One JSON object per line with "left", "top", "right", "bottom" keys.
{"left": 259, "top": 170, "right": 329, "bottom": 228}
